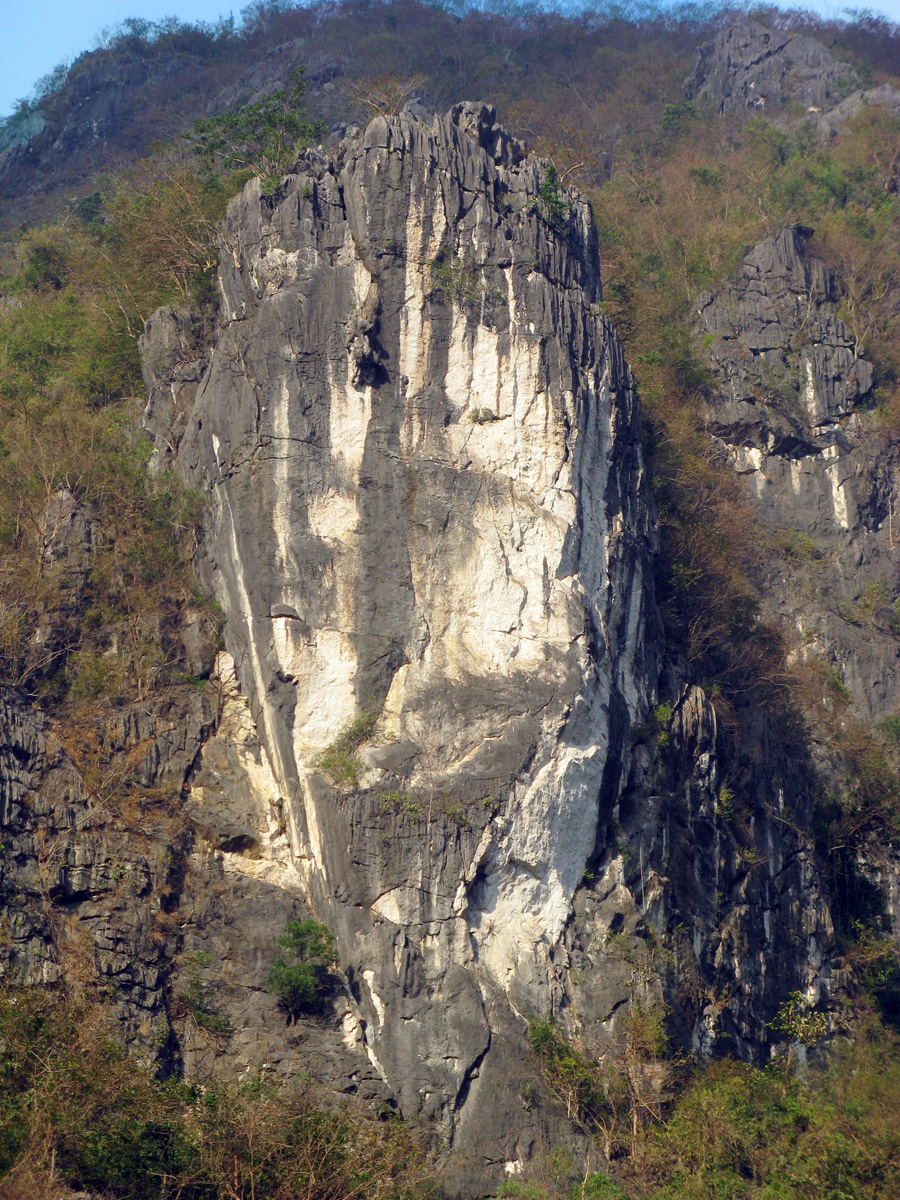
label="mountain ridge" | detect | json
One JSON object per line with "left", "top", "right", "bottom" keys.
{"left": 2, "top": 6, "right": 900, "bottom": 1196}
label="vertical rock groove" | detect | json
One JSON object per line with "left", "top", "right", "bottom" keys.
{"left": 151, "top": 103, "right": 658, "bottom": 1173}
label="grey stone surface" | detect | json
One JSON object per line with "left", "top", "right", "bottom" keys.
{"left": 145, "top": 102, "right": 659, "bottom": 1185}
{"left": 697, "top": 223, "right": 900, "bottom": 725}
{"left": 139, "top": 106, "right": 843, "bottom": 1183}
{"left": 694, "top": 222, "right": 900, "bottom": 957}
{"left": 685, "top": 22, "right": 859, "bottom": 116}
{"left": 0, "top": 53, "right": 189, "bottom": 202}
{"left": 0, "top": 681, "right": 211, "bottom": 1056}
{"left": 817, "top": 81, "right": 900, "bottom": 139}
{"left": 0, "top": 110, "right": 45, "bottom": 155}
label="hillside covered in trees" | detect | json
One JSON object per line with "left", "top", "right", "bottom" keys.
{"left": 3, "top": 3, "right": 900, "bottom": 1198}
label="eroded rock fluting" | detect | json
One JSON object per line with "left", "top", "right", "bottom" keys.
{"left": 144, "top": 101, "right": 658, "bottom": 1165}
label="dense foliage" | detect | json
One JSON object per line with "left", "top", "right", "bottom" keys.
{"left": 0, "top": 158, "right": 229, "bottom": 710}
{"left": 519, "top": 1014, "right": 900, "bottom": 1199}
{"left": 0, "top": 987, "right": 430, "bottom": 1200}
{"left": 189, "top": 68, "right": 321, "bottom": 194}
{"left": 643, "top": 1017, "right": 900, "bottom": 1198}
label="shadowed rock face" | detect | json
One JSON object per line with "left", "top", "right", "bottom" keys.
{"left": 695, "top": 224, "right": 900, "bottom": 956}
{"left": 698, "top": 225, "right": 900, "bottom": 723}
{"left": 145, "top": 102, "right": 658, "bottom": 1176}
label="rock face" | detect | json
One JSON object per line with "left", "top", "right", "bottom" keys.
{"left": 0, "top": 39, "right": 345, "bottom": 222}
{"left": 686, "top": 22, "right": 858, "bottom": 115}
{"left": 0, "top": 679, "right": 214, "bottom": 1055}
{"left": 146, "top": 101, "right": 658, "bottom": 1178}
{"left": 0, "top": 54, "right": 190, "bottom": 204}
{"left": 555, "top": 547, "right": 841, "bottom": 1061}
{"left": 816, "top": 80, "right": 900, "bottom": 139}
{"left": 698, "top": 224, "right": 900, "bottom": 722}
{"left": 696, "top": 223, "right": 900, "bottom": 955}
{"left": 685, "top": 20, "right": 900, "bottom": 137}
{"left": 137, "top": 105, "right": 841, "bottom": 1183}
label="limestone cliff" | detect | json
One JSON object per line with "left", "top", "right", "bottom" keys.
{"left": 697, "top": 224, "right": 900, "bottom": 718}
{"left": 0, "top": 102, "right": 853, "bottom": 1194}
{"left": 140, "top": 104, "right": 839, "bottom": 1168}
{"left": 685, "top": 22, "right": 859, "bottom": 116}
{"left": 697, "top": 222, "right": 900, "bottom": 945}
{"left": 685, "top": 21, "right": 900, "bottom": 132}
{"left": 144, "top": 101, "right": 658, "bottom": 1178}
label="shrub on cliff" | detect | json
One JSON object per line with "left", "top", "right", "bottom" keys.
{"left": 266, "top": 918, "right": 337, "bottom": 1018}
{"left": 538, "top": 164, "right": 569, "bottom": 233}
{"left": 190, "top": 68, "right": 321, "bottom": 195}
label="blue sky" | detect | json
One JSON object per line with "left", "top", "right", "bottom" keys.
{"left": 1, "top": 0, "right": 238, "bottom": 117}
{"left": 2, "top": 0, "right": 900, "bottom": 120}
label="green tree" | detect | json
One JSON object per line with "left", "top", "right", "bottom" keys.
{"left": 189, "top": 69, "right": 321, "bottom": 194}
{"left": 770, "top": 991, "right": 829, "bottom": 1076}
{"left": 538, "top": 163, "right": 569, "bottom": 234}
{"left": 266, "top": 918, "right": 336, "bottom": 1018}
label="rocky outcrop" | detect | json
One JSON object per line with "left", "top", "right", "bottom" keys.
{"left": 0, "top": 53, "right": 192, "bottom": 203}
{"left": 0, "top": 38, "right": 345, "bottom": 217}
{"left": 697, "top": 224, "right": 900, "bottom": 722}
{"left": 816, "top": 80, "right": 900, "bottom": 139}
{"left": 685, "top": 20, "right": 900, "bottom": 140}
{"left": 0, "top": 680, "right": 213, "bottom": 1054}
{"left": 142, "top": 101, "right": 658, "bottom": 1183}
{"left": 618, "top": 681, "right": 840, "bottom": 1055}
{"left": 695, "top": 222, "right": 900, "bottom": 958}
{"left": 698, "top": 224, "right": 873, "bottom": 429}
{"left": 131, "top": 104, "right": 844, "bottom": 1186}
{"left": 685, "top": 22, "right": 859, "bottom": 116}
{"left": 0, "top": 110, "right": 45, "bottom": 155}
{"left": 0, "top": 645, "right": 405, "bottom": 1079}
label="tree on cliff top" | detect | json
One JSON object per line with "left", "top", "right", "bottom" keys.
{"left": 189, "top": 68, "right": 321, "bottom": 194}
